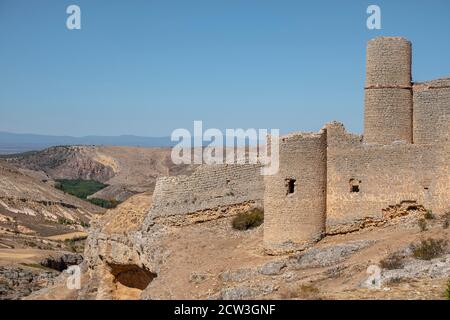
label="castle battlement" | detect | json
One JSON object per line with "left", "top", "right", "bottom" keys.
{"left": 263, "top": 36, "right": 450, "bottom": 253}
{"left": 147, "top": 37, "right": 449, "bottom": 255}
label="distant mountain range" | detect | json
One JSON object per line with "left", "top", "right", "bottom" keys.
{"left": 0, "top": 131, "right": 175, "bottom": 154}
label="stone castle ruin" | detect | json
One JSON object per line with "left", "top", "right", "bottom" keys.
{"left": 149, "top": 37, "right": 449, "bottom": 253}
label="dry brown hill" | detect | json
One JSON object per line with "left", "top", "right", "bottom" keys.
{"left": 0, "top": 160, "right": 104, "bottom": 238}
{"left": 4, "top": 145, "right": 194, "bottom": 201}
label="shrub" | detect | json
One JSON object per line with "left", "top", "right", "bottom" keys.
{"left": 424, "top": 210, "right": 435, "bottom": 220}
{"left": 232, "top": 208, "right": 264, "bottom": 230}
{"left": 88, "top": 198, "right": 120, "bottom": 209}
{"left": 24, "top": 241, "right": 37, "bottom": 248}
{"left": 418, "top": 218, "right": 427, "bottom": 232}
{"left": 64, "top": 237, "right": 86, "bottom": 253}
{"left": 279, "top": 284, "right": 320, "bottom": 300}
{"left": 57, "top": 217, "right": 76, "bottom": 225}
{"left": 379, "top": 252, "right": 404, "bottom": 270}
{"left": 410, "top": 238, "right": 448, "bottom": 260}
{"left": 443, "top": 212, "right": 450, "bottom": 229}
{"left": 80, "top": 221, "right": 90, "bottom": 228}
{"left": 67, "top": 242, "right": 77, "bottom": 253}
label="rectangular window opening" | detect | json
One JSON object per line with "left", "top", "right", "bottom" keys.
{"left": 286, "top": 178, "right": 296, "bottom": 195}
{"left": 350, "top": 179, "right": 361, "bottom": 193}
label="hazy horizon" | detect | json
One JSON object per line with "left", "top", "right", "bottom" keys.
{"left": 1, "top": 0, "right": 450, "bottom": 137}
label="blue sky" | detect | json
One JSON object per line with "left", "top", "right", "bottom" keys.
{"left": 1, "top": 0, "right": 450, "bottom": 137}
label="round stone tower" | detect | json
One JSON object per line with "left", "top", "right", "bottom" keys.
{"left": 364, "top": 37, "right": 413, "bottom": 144}
{"left": 263, "top": 131, "right": 327, "bottom": 254}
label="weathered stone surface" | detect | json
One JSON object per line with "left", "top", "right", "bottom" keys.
{"left": 189, "top": 271, "right": 209, "bottom": 284}
{"left": 0, "top": 266, "right": 59, "bottom": 300}
{"left": 259, "top": 261, "right": 286, "bottom": 276}
{"left": 287, "top": 240, "right": 374, "bottom": 270}
{"left": 214, "top": 282, "right": 276, "bottom": 300}
{"left": 381, "top": 254, "right": 450, "bottom": 284}
{"left": 40, "top": 253, "right": 83, "bottom": 272}
{"left": 150, "top": 164, "right": 264, "bottom": 221}
{"left": 219, "top": 268, "right": 255, "bottom": 282}
{"left": 264, "top": 132, "right": 327, "bottom": 253}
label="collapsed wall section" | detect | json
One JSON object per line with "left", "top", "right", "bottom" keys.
{"left": 264, "top": 131, "right": 327, "bottom": 253}
{"left": 149, "top": 164, "right": 264, "bottom": 221}
{"left": 326, "top": 122, "right": 447, "bottom": 234}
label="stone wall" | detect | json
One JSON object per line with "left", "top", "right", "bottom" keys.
{"left": 144, "top": 36, "right": 449, "bottom": 255}
{"left": 149, "top": 164, "right": 264, "bottom": 219}
{"left": 264, "top": 131, "right": 327, "bottom": 253}
{"left": 364, "top": 37, "right": 413, "bottom": 144}
{"left": 326, "top": 122, "right": 448, "bottom": 234}
{"left": 413, "top": 78, "right": 450, "bottom": 145}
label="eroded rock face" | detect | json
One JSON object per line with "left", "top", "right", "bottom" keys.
{"left": 76, "top": 193, "right": 166, "bottom": 299}
{"left": 0, "top": 266, "right": 59, "bottom": 300}
{"left": 40, "top": 253, "right": 83, "bottom": 272}
{"left": 259, "top": 261, "right": 287, "bottom": 276}
{"left": 378, "top": 253, "right": 450, "bottom": 285}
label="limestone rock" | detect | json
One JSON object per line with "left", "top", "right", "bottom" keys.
{"left": 288, "top": 240, "right": 375, "bottom": 270}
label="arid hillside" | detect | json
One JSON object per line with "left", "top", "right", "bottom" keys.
{"left": 0, "top": 160, "right": 104, "bottom": 238}
{"left": 4, "top": 145, "right": 194, "bottom": 201}
{"left": 29, "top": 192, "right": 450, "bottom": 301}
{"left": 0, "top": 159, "right": 106, "bottom": 300}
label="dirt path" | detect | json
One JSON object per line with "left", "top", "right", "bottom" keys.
{"left": 0, "top": 248, "right": 57, "bottom": 265}
{"left": 45, "top": 231, "right": 87, "bottom": 241}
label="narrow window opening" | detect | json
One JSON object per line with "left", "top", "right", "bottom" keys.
{"left": 349, "top": 179, "right": 361, "bottom": 193}
{"left": 286, "top": 178, "right": 296, "bottom": 195}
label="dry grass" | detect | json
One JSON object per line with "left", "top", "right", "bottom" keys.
{"left": 410, "top": 238, "right": 448, "bottom": 260}
{"left": 379, "top": 252, "right": 404, "bottom": 270}
{"left": 418, "top": 218, "right": 427, "bottom": 232}
{"left": 424, "top": 210, "right": 435, "bottom": 220}
{"left": 443, "top": 212, "right": 450, "bottom": 229}
{"left": 279, "top": 284, "right": 320, "bottom": 300}
{"left": 232, "top": 208, "right": 264, "bottom": 231}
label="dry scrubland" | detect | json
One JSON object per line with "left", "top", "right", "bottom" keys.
{"left": 28, "top": 196, "right": 450, "bottom": 300}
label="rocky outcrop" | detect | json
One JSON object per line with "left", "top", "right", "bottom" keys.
{"left": 287, "top": 240, "right": 375, "bottom": 269}
{"left": 40, "top": 253, "right": 83, "bottom": 272}
{"left": 0, "top": 266, "right": 59, "bottom": 300}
